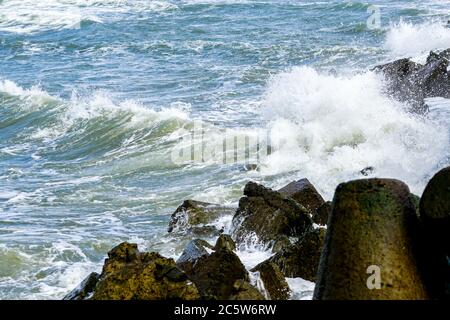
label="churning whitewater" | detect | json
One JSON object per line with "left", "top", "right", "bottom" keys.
{"left": 0, "top": 0, "right": 450, "bottom": 299}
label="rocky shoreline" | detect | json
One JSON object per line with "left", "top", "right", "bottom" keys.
{"left": 64, "top": 50, "right": 450, "bottom": 300}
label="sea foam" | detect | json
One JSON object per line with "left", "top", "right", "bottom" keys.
{"left": 384, "top": 20, "right": 450, "bottom": 58}
{"left": 258, "top": 66, "right": 450, "bottom": 198}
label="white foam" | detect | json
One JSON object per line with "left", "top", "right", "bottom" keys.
{"left": 0, "top": 0, "right": 177, "bottom": 34}
{"left": 0, "top": 79, "right": 53, "bottom": 106}
{"left": 384, "top": 20, "right": 450, "bottom": 58}
{"left": 236, "top": 243, "right": 273, "bottom": 270}
{"left": 259, "top": 66, "right": 450, "bottom": 197}
{"left": 0, "top": 79, "right": 191, "bottom": 145}
{"left": 286, "top": 278, "right": 315, "bottom": 300}
{"left": 248, "top": 271, "right": 269, "bottom": 299}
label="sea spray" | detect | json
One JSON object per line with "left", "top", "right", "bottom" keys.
{"left": 259, "top": 66, "right": 450, "bottom": 198}
{"left": 384, "top": 20, "right": 450, "bottom": 58}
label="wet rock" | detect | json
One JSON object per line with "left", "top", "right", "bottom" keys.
{"left": 413, "top": 57, "right": 449, "bottom": 99}
{"left": 437, "top": 48, "right": 450, "bottom": 60}
{"left": 271, "top": 235, "right": 292, "bottom": 254}
{"left": 420, "top": 166, "right": 450, "bottom": 224}
{"left": 186, "top": 225, "right": 224, "bottom": 238}
{"left": 63, "top": 272, "right": 100, "bottom": 300}
{"left": 176, "top": 239, "right": 214, "bottom": 274}
{"left": 419, "top": 166, "right": 450, "bottom": 299}
{"left": 409, "top": 193, "right": 421, "bottom": 218}
{"left": 314, "top": 179, "right": 429, "bottom": 300}
{"left": 186, "top": 248, "right": 249, "bottom": 300}
{"left": 177, "top": 235, "right": 253, "bottom": 300}
{"left": 251, "top": 261, "right": 291, "bottom": 300}
{"left": 312, "top": 201, "right": 331, "bottom": 226}
{"left": 232, "top": 182, "right": 313, "bottom": 247}
{"left": 374, "top": 50, "right": 450, "bottom": 111}
{"left": 278, "top": 179, "right": 325, "bottom": 213}
{"left": 214, "top": 234, "right": 236, "bottom": 251}
{"left": 373, "top": 58, "right": 422, "bottom": 108}
{"left": 229, "top": 280, "right": 265, "bottom": 300}
{"left": 268, "top": 228, "right": 326, "bottom": 281}
{"left": 360, "top": 166, "right": 375, "bottom": 176}
{"left": 168, "top": 200, "right": 235, "bottom": 233}
{"left": 374, "top": 58, "right": 420, "bottom": 80}
{"left": 90, "top": 242, "right": 199, "bottom": 300}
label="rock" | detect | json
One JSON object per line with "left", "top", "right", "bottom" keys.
{"left": 412, "top": 57, "right": 449, "bottom": 99}
{"left": 312, "top": 201, "right": 331, "bottom": 226}
{"left": 409, "top": 193, "right": 421, "bottom": 218}
{"left": 271, "top": 235, "right": 292, "bottom": 253}
{"left": 314, "top": 179, "right": 430, "bottom": 300}
{"left": 242, "top": 164, "right": 259, "bottom": 172}
{"left": 251, "top": 261, "right": 291, "bottom": 300}
{"left": 90, "top": 242, "right": 199, "bottom": 300}
{"left": 268, "top": 228, "right": 326, "bottom": 281}
{"left": 425, "top": 49, "right": 450, "bottom": 64}
{"left": 177, "top": 235, "right": 254, "bottom": 300}
{"left": 373, "top": 58, "right": 422, "bottom": 108}
{"left": 420, "top": 166, "right": 450, "bottom": 224}
{"left": 438, "top": 48, "right": 450, "bottom": 60}
{"left": 360, "top": 166, "right": 375, "bottom": 176}
{"left": 63, "top": 272, "right": 100, "bottom": 300}
{"left": 185, "top": 225, "right": 224, "bottom": 238}
{"left": 278, "top": 179, "right": 325, "bottom": 213}
{"left": 185, "top": 248, "right": 249, "bottom": 300}
{"left": 214, "top": 234, "right": 236, "bottom": 251}
{"left": 374, "top": 50, "right": 450, "bottom": 111}
{"left": 232, "top": 182, "right": 313, "bottom": 247}
{"left": 168, "top": 200, "right": 235, "bottom": 233}
{"left": 176, "top": 239, "right": 214, "bottom": 274}
{"left": 419, "top": 166, "right": 450, "bottom": 299}
{"left": 229, "top": 280, "right": 265, "bottom": 300}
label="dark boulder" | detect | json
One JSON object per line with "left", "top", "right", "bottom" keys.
{"left": 427, "top": 49, "right": 450, "bottom": 64}
{"left": 268, "top": 228, "right": 326, "bottom": 281}
{"left": 271, "top": 235, "right": 292, "bottom": 254}
{"left": 176, "top": 239, "right": 214, "bottom": 275}
{"left": 420, "top": 166, "right": 450, "bottom": 224}
{"left": 90, "top": 242, "right": 199, "bottom": 300}
{"left": 185, "top": 225, "right": 224, "bottom": 238}
{"left": 314, "top": 179, "right": 429, "bottom": 300}
{"left": 374, "top": 50, "right": 450, "bottom": 111}
{"left": 232, "top": 182, "right": 313, "bottom": 247}
{"left": 168, "top": 200, "right": 235, "bottom": 234}
{"left": 63, "top": 272, "right": 100, "bottom": 300}
{"left": 278, "top": 178, "right": 325, "bottom": 213}
{"left": 312, "top": 201, "right": 331, "bottom": 226}
{"left": 229, "top": 280, "right": 265, "bottom": 300}
{"left": 214, "top": 234, "right": 236, "bottom": 251}
{"left": 251, "top": 261, "right": 291, "bottom": 300}
{"left": 412, "top": 57, "right": 449, "bottom": 99}
{"left": 177, "top": 235, "right": 261, "bottom": 300}
{"left": 187, "top": 248, "right": 248, "bottom": 300}
{"left": 360, "top": 166, "right": 375, "bottom": 176}
{"left": 419, "top": 166, "right": 450, "bottom": 299}
{"left": 409, "top": 193, "right": 421, "bottom": 218}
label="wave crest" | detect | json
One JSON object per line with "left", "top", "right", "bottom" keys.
{"left": 260, "top": 66, "right": 450, "bottom": 197}
{"left": 384, "top": 21, "right": 450, "bottom": 58}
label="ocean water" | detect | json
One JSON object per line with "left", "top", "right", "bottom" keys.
{"left": 1, "top": 0, "right": 450, "bottom": 300}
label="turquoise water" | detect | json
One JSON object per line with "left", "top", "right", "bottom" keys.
{"left": 1, "top": 0, "right": 450, "bottom": 299}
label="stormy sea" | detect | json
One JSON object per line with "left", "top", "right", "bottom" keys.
{"left": 0, "top": 0, "right": 449, "bottom": 299}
